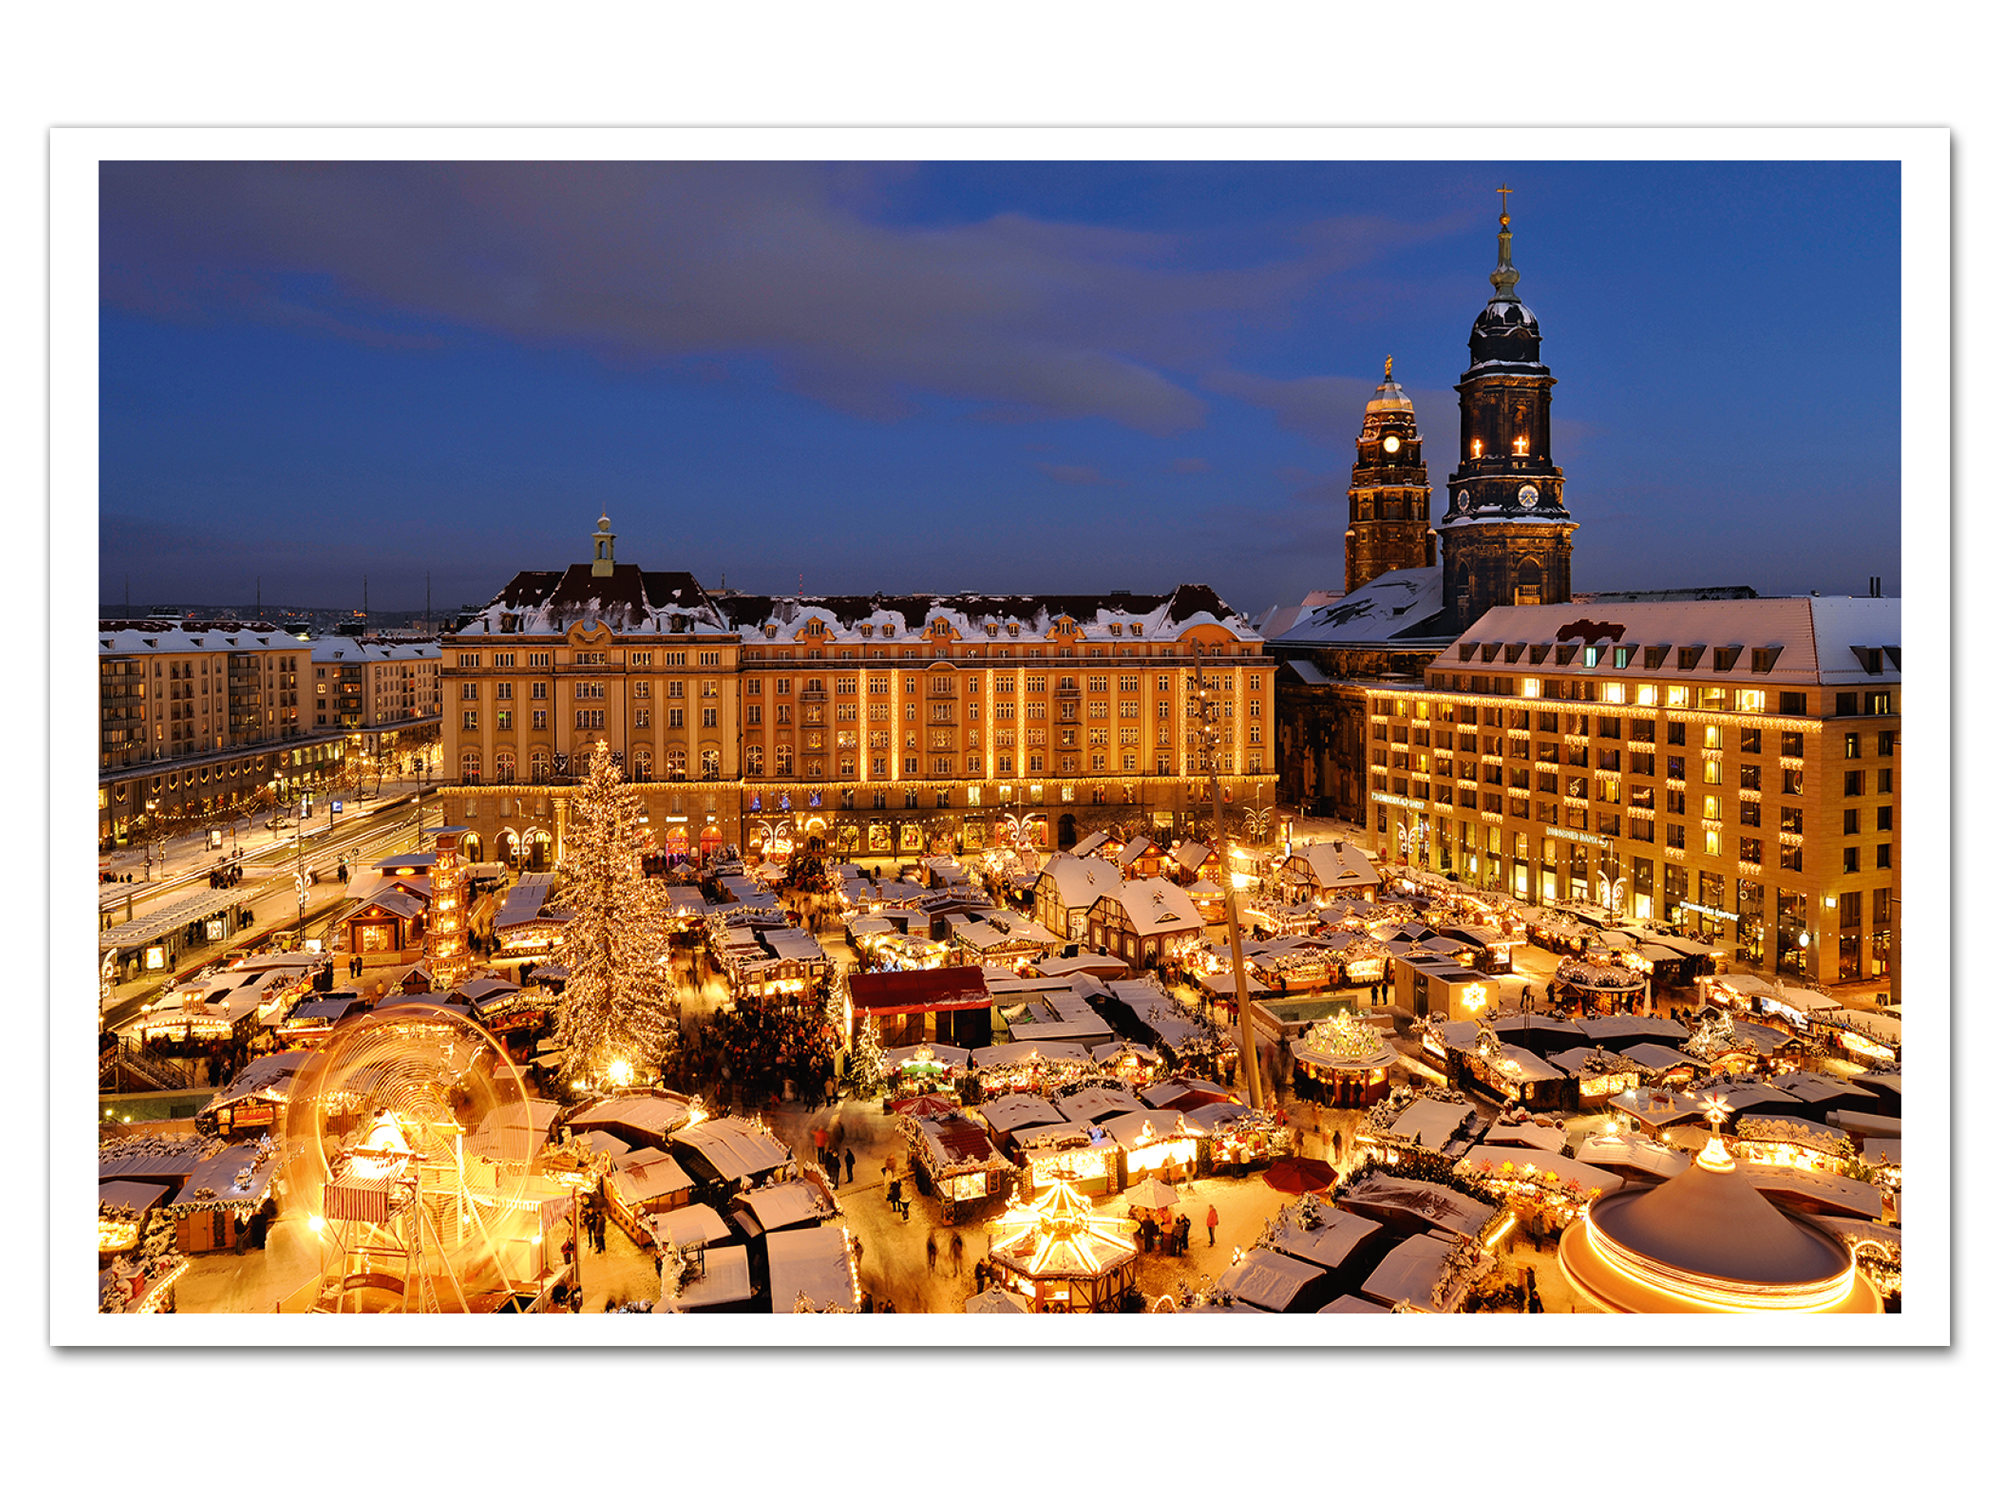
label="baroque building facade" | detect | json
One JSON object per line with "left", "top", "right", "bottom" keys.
{"left": 435, "top": 516, "right": 1276, "bottom": 871}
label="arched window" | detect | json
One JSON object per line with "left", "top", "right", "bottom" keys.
{"left": 530, "top": 750, "right": 550, "bottom": 784}
{"left": 494, "top": 750, "right": 516, "bottom": 783}
{"left": 632, "top": 748, "right": 652, "bottom": 781}
{"left": 745, "top": 744, "right": 764, "bottom": 776}
{"left": 666, "top": 747, "right": 687, "bottom": 777}
{"left": 700, "top": 748, "right": 720, "bottom": 778}
{"left": 1514, "top": 559, "right": 1544, "bottom": 607}
{"left": 460, "top": 749, "right": 481, "bottom": 784}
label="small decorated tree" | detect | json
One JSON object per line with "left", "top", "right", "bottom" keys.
{"left": 550, "top": 742, "right": 680, "bottom": 1090}
{"left": 847, "top": 1014, "right": 888, "bottom": 1099}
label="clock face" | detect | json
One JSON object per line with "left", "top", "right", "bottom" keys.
{"left": 1518, "top": 483, "right": 1541, "bottom": 508}
{"left": 1381, "top": 434, "right": 1401, "bottom": 455}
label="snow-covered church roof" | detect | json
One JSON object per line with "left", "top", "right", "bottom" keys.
{"left": 1266, "top": 568, "right": 1451, "bottom": 647}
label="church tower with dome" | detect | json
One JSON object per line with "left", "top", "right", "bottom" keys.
{"left": 1437, "top": 189, "right": 1577, "bottom": 635}
{"left": 1344, "top": 358, "right": 1436, "bottom": 596}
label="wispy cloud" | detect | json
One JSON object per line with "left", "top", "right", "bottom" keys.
{"left": 1037, "top": 462, "right": 1125, "bottom": 487}
{"left": 100, "top": 163, "right": 1467, "bottom": 438}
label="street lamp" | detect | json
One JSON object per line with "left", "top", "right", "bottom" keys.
{"left": 1190, "top": 683, "right": 1263, "bottom": 1112}
{"left": 143, "top": 799, "right": 158, "bottom": 881}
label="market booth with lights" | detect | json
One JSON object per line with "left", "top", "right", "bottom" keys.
{"left": 904, "top": 1110, "right": 1016, "bottom": 1225}
{"left": 1389, "top": 955, "right": 1499, "bottom": 1023}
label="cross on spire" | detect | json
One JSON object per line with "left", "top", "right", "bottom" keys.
{"left": 1497, "top": 181, "right": 1512, "bottom": 225}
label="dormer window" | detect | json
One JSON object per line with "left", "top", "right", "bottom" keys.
{"left": 764, "top": 624, "right": 777, "bottom": 639}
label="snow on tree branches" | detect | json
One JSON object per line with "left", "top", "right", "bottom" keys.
{"left": 550, "top": 741, "right": 680, "bottom": 1089}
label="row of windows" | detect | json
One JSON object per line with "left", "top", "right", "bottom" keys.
{"left": 1423, "top": 676, "right": 1897, "bottom": 718}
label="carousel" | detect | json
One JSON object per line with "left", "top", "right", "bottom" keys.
{"left": 984, "top": 1173, "right": 1141, "bottom": 1313}
{"left": 1290, "top": 1009, "right": 1396, "bottom": 1107}
{"left": 1557, "top": 1103, "right": 1883, "bottom": 1314}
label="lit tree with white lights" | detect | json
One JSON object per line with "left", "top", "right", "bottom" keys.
{"left": 550, "top": 742, "right": 679, "bottom": 1089}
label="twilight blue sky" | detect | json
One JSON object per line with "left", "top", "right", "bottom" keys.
{"left": 98, "top": 159, "right": 1901, "bottom": 617}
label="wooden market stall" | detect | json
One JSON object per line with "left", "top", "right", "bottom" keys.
{"left": 904, "top": 1110, "right": 1015, "bottom": 1224}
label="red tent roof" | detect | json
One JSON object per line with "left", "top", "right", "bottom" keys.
{"left": 848, "top": 967, "right": 990, "bottom": 1015}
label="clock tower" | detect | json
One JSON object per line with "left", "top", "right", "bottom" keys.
{"left": 1344, "top": 358, "right": 1436, "bottom": 595}
{"left": 1438, "top": 188, "right": 1577, "bottom": 635}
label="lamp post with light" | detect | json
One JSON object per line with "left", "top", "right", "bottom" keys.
{"left": 1190, "top": 681, "right": 1263, "bottom": 1112}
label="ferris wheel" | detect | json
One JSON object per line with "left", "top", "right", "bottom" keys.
{"left": 284, "top": 1002, "right": 538, "bottom": 1313}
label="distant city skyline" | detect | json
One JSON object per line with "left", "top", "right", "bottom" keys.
{"left": 99, "top": 158, "right": 1902, "bottom": 616}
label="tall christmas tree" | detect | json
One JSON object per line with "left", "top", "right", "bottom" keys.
{"left": 550, "top": 741, "right": 679, "bottom": 1090}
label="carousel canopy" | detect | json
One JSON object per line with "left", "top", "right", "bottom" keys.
{"left": 1562, "top": 1136, "right": 1879, "bottom": 1312}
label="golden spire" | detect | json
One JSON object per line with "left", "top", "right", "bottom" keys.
{"left": 1384, "top": 355, "right": 1393, "bottom": 381}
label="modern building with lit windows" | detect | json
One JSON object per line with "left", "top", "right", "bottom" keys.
{"left": 1361, "top": 596, "right": 1898, "bottom": 989}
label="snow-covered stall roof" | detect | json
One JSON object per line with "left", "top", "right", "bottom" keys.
{"left": 970, "top": 1039, "right": 1093, "bottom": 1071}
{"left": 1338, "top": 1174, "right": 1496, "bottom": 1239}
{"left": 651, "top": 1203, "right": 733, "bottom": 1250}
{"left": 605, "top": 1147, "right": 697, "bottom": 1209}
{"left": 1457, "top": 1145, "right": 1621, "bottom": 1196}
{"left": 975, "top": 1092, "right": 1069, "bottom": 1136}
{"left": 1214, "top": 1247, "right": 1329, "bottom": 1313}
{"left": 168, "top": 1140, "right": 280, "bottom": 1216}
{"left": 663, "top": 1243, "right": 755, "bottom": 1311}
{"left": 1360, "top": 1229, "right": 1477, "bottom": 1312}
{"left": 766, "top": 1223, "right": 859, "bottom": 1313}
{"left": 198, "top": 1050, "right": 311, "bottom": 1116}
{"left": 1038, "top": 853, "right": 1123, "bottom": 911}
{"left": 1262, "top": 1209, "right": 1383, "bottom": 1272}
{"left": 1055, "top": 1086, "right": 1147, "bottom": 1124}
{"left": 733, "top": 1178, "right": 832, "bottom": 1233}
{"left": 568, "top": 1093, "right": 694, "bottom": 1148}
{"left": 1574, "top": 1132, "right": 1690, "bottom": 1179}
{"left": 1382, "top": 1097, "right": 1477, "bottom": 1149}
{"left": 672, "top": 1117, "right": 792, "bottom": 1183}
